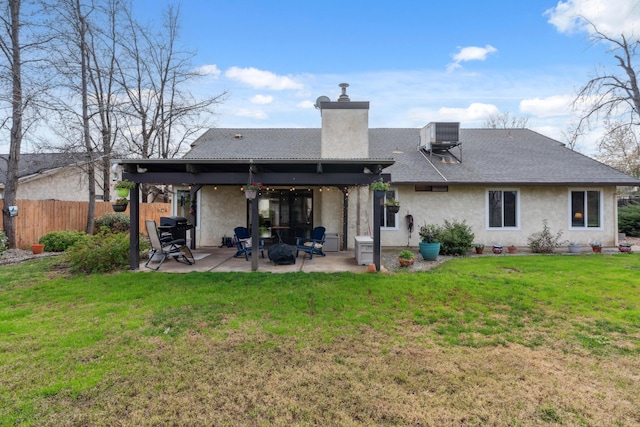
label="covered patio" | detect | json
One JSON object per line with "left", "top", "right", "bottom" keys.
{"left": 116, "top": 157, "right": 394, "bottom": 272}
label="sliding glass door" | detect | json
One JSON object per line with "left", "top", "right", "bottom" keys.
{"left": 249, "top": 190, "right": 313, "bottom": 244}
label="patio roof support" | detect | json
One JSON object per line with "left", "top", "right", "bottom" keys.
{"left": 189, "top": 185, "right": 202, "bottom": 250}
{"left": 342, "top": 187, "right": 349, "bottom": 251}
{"left": 251, "top": 193, "right": 259, "bottom": 271}
{"left": 129, "top": 182, "right": 140, "bottom": 270}
{"left": 373, "top": 190, "right": 383, "bottom": 271}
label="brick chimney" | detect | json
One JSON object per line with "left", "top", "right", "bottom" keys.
{"left": 318, "top": 83, "right": 370, "bottom": 158}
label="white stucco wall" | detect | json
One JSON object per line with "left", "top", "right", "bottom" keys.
{"left": 320, "top": 108, "right": 369, "bottom": 158}
{"left": 193, "top": 184, "right": 621, "bottom": 250}
{"left": 16, "top": 167, "right": 100, "bottom": 201}
{"left": 379, "top": 185, "right": 620, "bottom": 248}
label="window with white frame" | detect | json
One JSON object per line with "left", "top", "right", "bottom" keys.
{"left": 570, "top": 190, "right": 601, "bottom": 228}
{"left": 488, "top": 190, "right": 518, "bottom": 228}
{"left": 380, "top": 190, "right": 398, "bottom": 229}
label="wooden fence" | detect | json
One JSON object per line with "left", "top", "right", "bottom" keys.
{"left": 0, "top": 200, "right": 171, "bottom": 249}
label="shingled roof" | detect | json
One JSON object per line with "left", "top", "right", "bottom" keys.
{"left": 185, "top": 127, "right": 640, "bottom": 186}
{"left": 0, "top": 153, "right": 84, "bottom": 185}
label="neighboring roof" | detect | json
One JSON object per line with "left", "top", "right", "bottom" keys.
{"left": 0, "top": 153, "right": 85, "bottom": 185}
{"left": 184, "top": 127, "right": 640, "bottom": 186}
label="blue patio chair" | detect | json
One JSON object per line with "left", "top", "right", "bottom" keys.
{"left": 295, "top": 226, "right": 326, "bottom": 260}
{"left": 233, "top": 226, "right": 264, "bottom": 261}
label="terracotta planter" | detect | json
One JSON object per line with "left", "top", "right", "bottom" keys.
{"left": 399, "top": 257, "right": 414, "bottom": 267}
{"left": 475, "top": 247, "right": 484, "bottom": 254}
{"left": 31, "top": 244, "right": 45, "bottom": 254}
{"left": 619, "top": 244, "right": 632, "bottom": 253}
{"left": 591, "top": 245, "right": 602, "bottom": 253}
{"left": 493, "top": 245, "right": 503, "bottom": 254}
{"left": 507, "top": 246, "right": 517, "bottom": 254}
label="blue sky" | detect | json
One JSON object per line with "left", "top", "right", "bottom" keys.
{"left": 8, "top": 0, "right": 637, "bottom": 155}
{"left": 129, "top": 0, "right": 640, "bottom": 155}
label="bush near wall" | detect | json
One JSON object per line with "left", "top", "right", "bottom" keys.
{"left": 619, "top": 204, "right": 640, "bottom": 237}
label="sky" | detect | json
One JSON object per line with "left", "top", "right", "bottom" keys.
{"left": 6, "top": 0, "right": 640, "bottom": 155}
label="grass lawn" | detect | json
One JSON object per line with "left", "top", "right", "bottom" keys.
{"left": 0, "top": 254, "right": 639, "bottom": 426}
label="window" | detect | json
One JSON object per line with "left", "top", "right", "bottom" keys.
{"left": 380, "top": 190, "right": 397, "bottom": 229}
{"left": 488, "top": 190, "right": 518, "bottom": 228}
{"left": 570, "top": 190, "right": 601, "bottom": 228}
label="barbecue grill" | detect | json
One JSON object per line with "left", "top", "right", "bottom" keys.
{"left": 158, "top": 216, "right": 193, "bottom": 242}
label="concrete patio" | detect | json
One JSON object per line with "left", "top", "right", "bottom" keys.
{"left": 140, "top": 245, "right": 373, "bottom": 273}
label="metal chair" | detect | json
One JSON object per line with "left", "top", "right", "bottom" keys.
{"left": 295, "top": 226, "right": 326, "bottom": 260}
{"left": 233, "top": 226, "right": 264, "bottom": 261}
{"left": 145, "top": 219, "right": 194, "bottom": 270}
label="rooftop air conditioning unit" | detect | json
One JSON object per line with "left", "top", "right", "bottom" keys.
{"left": 419, "top": 122, "right": 460, "bottom": 151}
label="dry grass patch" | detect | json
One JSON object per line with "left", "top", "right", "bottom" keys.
{"left": 32, "top": 326, "right": 639, "bottom": 427}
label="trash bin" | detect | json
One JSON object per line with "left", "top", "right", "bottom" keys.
{"left": 324, "top": 233, "right": 339, "bottom": 252}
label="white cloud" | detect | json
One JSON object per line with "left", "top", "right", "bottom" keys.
{"left": 519, "top": 95, "right": 574, "bottom": 118}
{"left": 225, "top": 67, "right": 304, "bottom": 90}
{"left": 194, "top": 64, "right": 221, "bottom": 77}
{"left": 447, "top": 45, "right": 497, "bottom": 71}
{"left": 545, "top": 0, "right": 640, "bottom": 37}
{"left": 297, "top": 100, "right": 315, "bottom": 109}
{"left": 435, "top": 103, "right": 500, "bottom": 122}
{"left": 233, "top": 108, "right": 268, "bottom": 120}
{"left": 250, "top": 94, "right": 273, "bottom": 105}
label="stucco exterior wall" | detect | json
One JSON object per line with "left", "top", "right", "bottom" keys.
{"left": 320, "top": 108, "right": 369, "bottom": 158}
{"left": 379, "top": 185, "right": 620, "bottom": 248}
{"left": 16, "top": 167, "right": 97, "bottom": 201}
{"left": 193, "top": 184, "right": 620, "bottom": 250}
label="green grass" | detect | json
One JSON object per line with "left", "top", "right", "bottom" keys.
{"left": 1, "top": 254, "right": 639, "bottom": 425}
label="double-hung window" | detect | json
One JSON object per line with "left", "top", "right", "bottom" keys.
{"left": 487, "top": 190, "right": 519, "bottom": 229}
{"left": 380, "top": 190, "right": 398, "bottom": 229}
{"left": 570, "top": 190, "right": 601, "bottom": 228}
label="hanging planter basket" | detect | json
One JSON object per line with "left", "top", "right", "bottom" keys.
{"left": 386, "top": 205, "right": 400, "bottom": 214}
{"left": 116, "top": 188, "right": 130, "bottom": 198}
{"left": 245, "top": 190, "right": 257, "bottom": 200}
{"left": 112, "top": 203, "right": 127, "bottom": 212}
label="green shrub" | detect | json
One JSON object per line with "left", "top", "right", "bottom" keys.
{"left": 618, "top": 203, "right": 640, "bottom": 237}
{"left": 0, "top": 230, "right": 7, "bottom": 254}
{"left": 38, "top": 230, "right": 88, "bottom": 252}
{"left": 527, "top": 219, "right": 563, "bottom": 253}
{"left": 67, "top": 232, "right": 131, "bottom": 273}
{"left": 437, "top": 219, "right": 475, "bottom": 256}
{"left": 94, "top": 212, "right": 130, "bottom": 234}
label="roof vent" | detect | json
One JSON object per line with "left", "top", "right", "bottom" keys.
{"left": 337, "top": 83, "right": 350, "bottom": 102}
{"left": 234, "top": 134, "right": 243, "bottom": 140}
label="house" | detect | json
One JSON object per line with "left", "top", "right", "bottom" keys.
{"left": 0, "top": 153, "right": 102, "bottom": 201}
{"left": 117, "top": 84, "right": 640, "bottom": 269}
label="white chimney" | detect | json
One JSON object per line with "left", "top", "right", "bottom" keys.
{"left": 319, "top": 83, "right": 370, "bottom": 159}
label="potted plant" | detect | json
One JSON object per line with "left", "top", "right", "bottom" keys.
{"left": 112, "top": 197, "right": 128, "bottom": 212}
{"left": 370, "top": 178, "right": 391, "bottom": 192}
{"left": 244, "top": 182, "right": 262, "bottom": 199}
{"left": 474, "top": 243, "right": 485, "bottom": 254}
{"left": 385, "top": 198, "right": 400, "bottom": 214}
{"left": 418, "top": 223, "right": 441, "bottom": 260}
{"left": 619, "top": 242, "right": 632, "bottom": 252}
{"left": 115, "top": 179, "right": 135, "bottom": 197}
{"left": 398, "top": 249, "right": 415, "bottom": 267}
{"left": 493, "top": 245, "right": 503, "bottom": 254}
{"left": 590, "top": 241, "right": 602, "bottom": 253}
{"left": 507, "top": 245, "right": 517, "bottom": 254}
{"left": 568, "top": 241, "right": 581, "bottom": 254}
{"left": 31, "top": 243, "right": 45, "bottom": 254}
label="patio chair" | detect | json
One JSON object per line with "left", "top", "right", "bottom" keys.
{"left": 295, "top": 226, "right": 326, "bottom": 260}
{"left": 233, "top": 226, "right": 264, "bottom": 261}
{"left": 145, "top": 219, "right": 194, "bottom": 270}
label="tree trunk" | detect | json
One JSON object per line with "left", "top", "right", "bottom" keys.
{"left": 3, "top": 0, "right": 22, "bottom": 249}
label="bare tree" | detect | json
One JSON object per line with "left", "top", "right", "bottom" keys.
{"left": 594, "top": 120, "right": 640, "bottom": 178}
{"left": 482, "top": 111, "right": 529, "bottom": 129}
{"left": 573, "top": 22, "right": 640, "bottom": 144}
{"left": 115, "top": 4, "right": 225, "bottom": 200}
{"left": 0, "top": 0, "right": 50, "bottom": 247}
